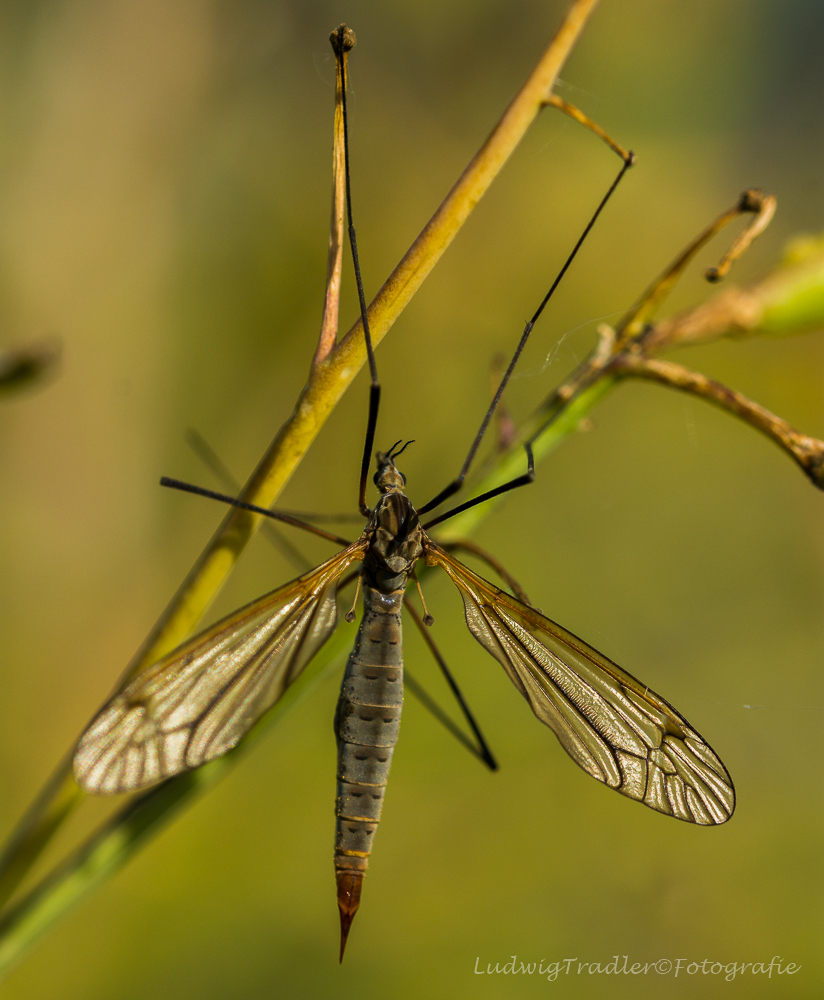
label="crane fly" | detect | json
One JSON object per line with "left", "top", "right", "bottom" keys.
{"left": 72, "top": 24, "right": 735, "bottom": 961}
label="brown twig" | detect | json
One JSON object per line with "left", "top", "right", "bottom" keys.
{"left": 312, "top": 26, "right": 353, "bottom": 368}
{"left": 493, "top": 186, "right": 823, "bottom": 526}
{"left": 611, "top": 354, "right": 824, "bottom": 488}
{"left": 565, "top": 188, "right": 824, "bottom": 489}
{"left": 616, "top": 189, "right": 776, "bottom": 345}
{"left": 705, "top": 191, "right": 776, "bottom": 282}
{"left": 635, "top": 285, "right": 765, "bottom": 354}
{"left": 600, "top": 188, "right": 824, "bottom": 489}
{"left": 528, "top": 191, "right": 780, "bottom": 438}
{"left": 0, "top": 0, "right": 603, "bottom": 926}
{"left": 542, "top": 94, "right": 634, "bottom": 163}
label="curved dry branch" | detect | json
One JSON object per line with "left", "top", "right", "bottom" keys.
{"left": 611, "top": 354, "right": 824, "bottom": 487}
{"left": 0, "top": 0, "right": 602, "bottom": 955}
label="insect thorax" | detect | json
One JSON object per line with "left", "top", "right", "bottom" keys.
{"left": 364, "top": 491, "right": 424, "bottom": 592}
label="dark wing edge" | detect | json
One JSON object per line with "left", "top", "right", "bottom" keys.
{"left": 74, "top": 539, "right": 368, "bottom": 795}
{"left": 426, "top": 542, "right": 735, "bottom": 826}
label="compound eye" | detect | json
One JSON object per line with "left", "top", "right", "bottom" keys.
{"left": 400, "top": 472, "right": 407, "bottom": 485}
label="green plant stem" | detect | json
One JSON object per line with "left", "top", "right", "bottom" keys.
{"left": 0, "top": 634, "right": 354, "bottom": 977}
{"left": 4, "top": 0, "right": 824, "bottom": 971}
{"left": 439, "top": 238, "right": 824, "bottom": 540}
{"left": 435, "top": 376, "right": 616, "bottom": 542}
{"left": 2, "top": 226, "right": 824, "bottom": 976}
{"left": 0, "top": 368, "right": 602, "bottom": 976}
{"left": 0, "top": 0, "right": 602, "bottom": 953}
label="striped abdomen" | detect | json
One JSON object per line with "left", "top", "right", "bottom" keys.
{"left": 334, "top": 584, "right": 404, "bottom": 953}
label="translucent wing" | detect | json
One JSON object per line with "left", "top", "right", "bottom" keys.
{"left": 74, "top": 539, "right": 368, "bottom": 795}
{"left": 427, "top": 542, "right": 734, "bottom": 825}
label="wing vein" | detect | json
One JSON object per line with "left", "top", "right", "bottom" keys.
{"left": 426, "top": 541, "right": 735, "bottom": 825}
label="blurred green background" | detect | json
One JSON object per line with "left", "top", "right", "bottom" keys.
{"left": 0, "top": 0, "right": 822, "bottom": 996}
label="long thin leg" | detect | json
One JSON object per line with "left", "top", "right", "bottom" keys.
{"left": 490, "top": 353, "right": 517, "bottom": 453}
{"left": 404, "top": 598, "right": 498, "bottom": 771}
{"left": 404, "top": 671, "right": 496, "bottom": 770}
{"left": 331, "top": 27, "right": 381, "bottom": 517}
{"left": 418, "top": 136, "right": 634, "bottom": 517}
{"left": 160, "top": 477, "right": 352, "bottom": 547}
{"left": 442, "top": 539, "right": 532, "bottom": 605}
{"left": 421, "top": 443, "right": 535, "bottom": 530}
{"left": 336, "top": 570, "right": 496, "bottom": 770}
{"left": 186, "top": 430, "right": 363, "bottom": 523}
{"left": 186, "top": 429, "right": 314, "bottom": 572}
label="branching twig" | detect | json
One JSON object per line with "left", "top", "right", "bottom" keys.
{"left": 4, "top": 2, "right": 824, "bottom": 980}
{"left": 616, "top": 189, "right": 776, "bottom": 345}
{"left": 435, "top": 193, "right": 824, "bottom": 542}
{"left": 611, "top": 354, "right": 824, "bottom": 487}
{"left": 0, "top": 0, "right": 603, "bottom": 964}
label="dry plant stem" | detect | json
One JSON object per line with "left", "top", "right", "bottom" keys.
{"left": 436, "top": 192, "right": 789, "bottom": 541}
{"left": 123, "top": 0, "right": 601, "bottom": 679}
{"left": 705, "top": 193, "right": 776, "bottom": 282}
{"left": 4, "top": 218, "right": 824, "bottom": 977}
{"left": 514, "top": 190, "right": 776, "bottom": 449}
{"left": 0, "top": 0, "right": 601, "bottom": 915}
{"left": 540, "top": 190, "right": 778, "bottom": 423}
{"left": 312, "top": 39, "right": 348, "bottom": 367}
{"left": 542, "top": 94, "right": 634, "bottom": 161}
{"left": 611, "top": 354, "right": 824, "bottom": 486}
{"left": 639, "top": 237, "right": 824, "bottom": 353}
{"left": 491, "top": 353, "right": 518, "bottom": 451}
{"left": 638, "top": 285, "right": 766, "bottom": 354}
{"left": 616, "top": 189, "right": 776, "bottom": 344}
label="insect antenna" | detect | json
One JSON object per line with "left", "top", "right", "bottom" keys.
{"left": 389, "top": 439, "right": 415, "bottom": 461}
{"left": 418, "top": 153, "right": 634, "bottom": 518}
{"left": 159, "top": 477, "right": 352, "bottom": 547}
{"left": 330, "top": 25, "right": 381, "bottom": 518}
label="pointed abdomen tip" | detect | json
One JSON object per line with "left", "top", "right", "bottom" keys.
{"left": 336, "top": 868, "right": 364, "bottom": 963}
